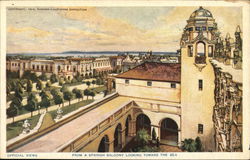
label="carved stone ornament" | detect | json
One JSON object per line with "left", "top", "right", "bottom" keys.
{"left": 193, "top": 63, "right": 207, "bottom": 72}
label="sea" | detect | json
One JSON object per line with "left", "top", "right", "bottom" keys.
{"left": 7, "top": 51, "right": 178, "bottom": 58}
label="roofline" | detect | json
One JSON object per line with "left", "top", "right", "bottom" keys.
{"left": 115, "top": 76, "right": 181, "bottom": 83}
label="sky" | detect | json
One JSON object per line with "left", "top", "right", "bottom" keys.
{"left": 7, "top": 6, "right": 242, "bottom": 53}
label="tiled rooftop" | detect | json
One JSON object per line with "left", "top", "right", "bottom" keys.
{"left": 116, "top": 62, "right": 181, "bottom": 82}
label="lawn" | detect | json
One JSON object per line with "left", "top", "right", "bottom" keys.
{"left": 7, "top": 114, "right": 41, "bottom": 140}
{"left": 90, "top": 86, "right": 107, "bottom": 94}
{"left": 64, "top": 81, "right": 83, "bottom": 87}
{"left": 50, "top": 99, "right": 94, "bottom": 119}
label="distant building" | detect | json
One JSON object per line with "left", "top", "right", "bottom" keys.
{"left": 6, "top": 56, "right": 124, "bottom": 79}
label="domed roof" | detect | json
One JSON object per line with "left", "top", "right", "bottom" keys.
{"left": 190, "top": 6, "right": 213, "bottom": 19}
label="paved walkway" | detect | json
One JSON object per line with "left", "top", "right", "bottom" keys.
{"left": 159, "top": 144, "right": 182, "bottom": 152}
{"left": 12, "top": 95, "right": 131, "bottom": 152}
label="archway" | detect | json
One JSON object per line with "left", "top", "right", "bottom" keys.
{"left": 160, "top": 118, "right": 178, "bottom": 146}
{"left": 114, "top": 123, "right": 122, "bottom": 152}
{"left": 197, "top": 41, "right": 205, "bottom": 57}
{"left": 136, "top": 114, "right": 151, "bottom": 136}
{"left": 98, "top": 135, "right": 109, "bottom": 152}
{"left": 125, "top": 115, "right": 132, "bottom": 144}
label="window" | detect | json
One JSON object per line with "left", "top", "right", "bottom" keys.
{"left": 125, "top": 79, "right": 129, "bottom": 84}
{"left": 197, "top": 42, "right": 205, "bottom": 57}
{"left": 198, "top": 124, "right": 203, "bottom": 134}
{"left": 199, "top": 79, "right": 203, "bottom": 91}
{"left": 195, "top": 27, "right": 201, "bottom": 31}
{"left": 32, "top": 65, "right": 35, "bottom": 70}
{"left": 208, "top": 46, "right": 213, "bottom": 57}
{"left": 171, "top": 83, "right": 176, "bottom": 88}
{"left": 202, "top": 26, "right": 207, "bottom": 31}
{"left": 147, "top": 81, "right": 152, "bottom": 86}
{"left": 188, "top": 27, "right": 193, "bottom": 31}
{"left": 208, "top": 27, "right": 213, "bottom": 31}
{"left": 188, "top": 45, "right": 193, "bottom": 57}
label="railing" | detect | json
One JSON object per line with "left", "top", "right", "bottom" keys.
{"left": 195, "top": 56, "right": 206, "bottom": 64}
{"left": 7, "top": 92, "right": 119, "bottom": 152}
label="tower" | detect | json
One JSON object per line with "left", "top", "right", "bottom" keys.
{"left": 180, "top": 7, "right": 217, "bottom": 151}
{"left": 233, "top": 25, "right": 242, "bottom": 69}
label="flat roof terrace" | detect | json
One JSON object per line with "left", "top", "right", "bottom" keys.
{"left": 12, "top": 96, "right": 132, "bottom": 152}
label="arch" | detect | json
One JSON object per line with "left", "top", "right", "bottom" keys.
{"left": 114, "top": 123, "right": 122, "bottom": 152}
{"left": 136, "top": 114, "right": 151, "bottom": 136}
{"left": 98, "top": 135, "right": 109, "bottom": 152}
{"left": 160, "top": 118, "right": 178, "bottom": 146}
{"left": 196, "top": 41, "right": 206, "bottom": 57}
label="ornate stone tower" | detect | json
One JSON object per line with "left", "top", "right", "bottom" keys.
{"left": 180, "top": 7, "right": 217, "bottom": 151}
{"left": 233, "top": 25, "right": 242, "bottom": 69}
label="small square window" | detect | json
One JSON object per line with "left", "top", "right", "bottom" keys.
{"left": 195, "top": 27, "right": 201, "bottom": 31}
{"left": 171, "top": 83, "right": 176, "bottom": 88}
{"left": 198, "top": 124, "right": 203, "bottom": 134}
{"left": 147, "top": 81, "right": 152, "bottom": 86}
{"left": 208, "top": 27, "right": 213, "bottom": 31}
{"left": 125, "top": 79, "right": 129, "bottom": 84}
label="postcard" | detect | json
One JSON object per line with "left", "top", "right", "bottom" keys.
{"left": 0, "top": 0, "right": 249, "bottom": 159}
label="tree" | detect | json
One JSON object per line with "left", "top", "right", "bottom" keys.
{"left": 59, "top": 79, "right": 64, "bottom": 86}
{"left": 89, "top": 91, "right": 95, "bottom": 100}
{"left": 46, "top": 81, "right": 51, "bottom": 88}
{"left": 36, "top": 80, "right": 44, "bottom": 90}
{"left": 96, "top": 78, "right": 101, "bottom": 86}
{"left": 63, "top": 91, "right": 73, "bottom": 105}
{"left": 7, "top": 105, "right": 18, "bottom": 123}
{"left": 135, "top": 129, "right": 150, "bottom": 148}
{"left": 50, "top": 74, "right": 58, "bottom": 84}
{"left": 14, "top": 89, "right": 23, "bottom": 104}
{"left": 92, "top": 80, "right": 96, "bottom": 87}
{"left": 195, "top": 137, "right": 202, "bottom": 152}
{"left": 152, "top": 128, "right": 157, "bottom": 141}
{"left": 11, "top": 97, "right": 22, "bottom": 109}
{"left": 39, "top": 89, "right": 46, "bottom": 98}
{"left": 86, "top": 81, "right": 91, "bottom": 88}
{"left": 50, "top": 88, "right": 58, "bottom": 97}
{"left": 60, "top": 85, "right": 68, "bottom": 93}
{"left": 22, "top": 71, "right": 38, "bottom": 82}
{"left": 71, "top": 78, "right": 77, "bottom": 84}
{"left": 40, "top": 94, "right": 51, "bottom": 112}
{"left": 6, "top": 84, "right": 11, "bottom": 95}
{"left": 72, "top": 88, "right": 78, "bottom": 94}
{"left": 26, "top": 80, "right": 33, "bottom": 93}
{"left": 84, "top": 89, "right": 90, "bottom": 100}
{"left": 181, "top": 138, "right": 197, "bottom": 152}
{"left": 39, "top": 73, "right": 47, "bottom": 81}
{"left": 26, "top": 93, "right": 38, "bottom": 117}
{"left": 75, "top": 89, "right": 83, "bottom": 101}
{"left": 54, "top": 93, "right": 63, "bottom": 107}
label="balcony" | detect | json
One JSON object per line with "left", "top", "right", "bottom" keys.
{"left": 195, "top": 56, "right": 206, "bottom": 64}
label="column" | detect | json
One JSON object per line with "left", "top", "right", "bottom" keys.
{"left": 120, "top": 128, "right": 126, "bottom": 149}
{"left": 178, "top": 129, "right": 181, "bottom": 147}
{"left": 108, "top": 138, "right": 114, "bottom": 152}
{"left": 128, "top": 120, "right": 136, "bottom": 137}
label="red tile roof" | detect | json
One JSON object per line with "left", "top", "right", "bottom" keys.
{"left": 116, "top": 62, "right": 181, "bottom": 82}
